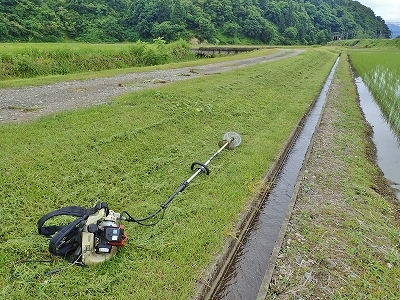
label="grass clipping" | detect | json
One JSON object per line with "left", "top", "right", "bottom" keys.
{"left": 268, "top": 55, "right": 400, "bottom": 298}
{"left": 0, "top": 49, "right": 337, "bottom": 300}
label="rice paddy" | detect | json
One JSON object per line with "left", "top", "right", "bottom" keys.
{"left": 349, "top": 51, "right": 400, "bottom": 137}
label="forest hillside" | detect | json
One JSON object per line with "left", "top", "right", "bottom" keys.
{"left": 0, "top": 0, "right": 391, "bottom": 44}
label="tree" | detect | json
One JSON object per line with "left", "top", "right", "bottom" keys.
{"left": 260, "top": 21, "right": 277, "bottom": 43}
{"left": 0, "top": 19, "right": 10, "bottom": 40}
{"left": 222, "top": 21, "right": 241, "bottom": 37}
{"left": 264, "top": 0, "right": 284, "bottom": 29}
{"left": 0, "top": 0, "right": 392, "bottom": 43}
{"left": 241, "top": 12, "right": 264, "bottom": 39}
{"left": 315, "top": 30, "right": 328, "bottom": 44}
{"left": 283, "top": 26, "right": 298, "bottom": 44}
{"left": 151, "top": 21, "right": 189, "bottom": 42}
{"left": 194, "top": 16, "right": 216, "bottom": 42}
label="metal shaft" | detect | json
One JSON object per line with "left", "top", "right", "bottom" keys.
{"left": 186, "top": 137, "right": 233, "bottom": 183}
{"left": 161, "top": 136, "right": 235, "bottom": 209}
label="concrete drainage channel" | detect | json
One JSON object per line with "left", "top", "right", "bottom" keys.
{"left": 197, "top": 55, "right": 340, "bottom": 300}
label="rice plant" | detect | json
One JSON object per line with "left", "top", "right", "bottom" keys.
{"left": 350, "top": 51, "right": 400, "bottom": 138}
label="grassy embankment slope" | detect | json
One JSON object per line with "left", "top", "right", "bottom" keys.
{"left": 0, "top": 48, "right": 337, "bottom": 299}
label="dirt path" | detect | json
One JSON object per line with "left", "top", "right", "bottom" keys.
{"left": 0, "top": 49, "right": 302, "bottom": 124}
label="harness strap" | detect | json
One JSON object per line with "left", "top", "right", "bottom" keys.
{"left": 37, "top": 202, "right": 108, "bottom": 261}
{"left": 49, "top": 216, "right": 85, "bottom": 259}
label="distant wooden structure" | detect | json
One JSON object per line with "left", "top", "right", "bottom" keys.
{"left": 193, "top": 46, "right": 263, "bottom": 57}
{"left": 332, "top": 32, "right": 355, "bottom": 40}
{"left": 332, "top": 33, "right": 343, "bottom": 41}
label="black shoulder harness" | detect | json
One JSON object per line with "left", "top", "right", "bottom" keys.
{"left": 37, "top": 202, "right": 108, "bottom": 262}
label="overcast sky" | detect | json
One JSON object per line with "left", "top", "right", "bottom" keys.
{"left": 357, "top": 0, "right": 400, "bottom": 22}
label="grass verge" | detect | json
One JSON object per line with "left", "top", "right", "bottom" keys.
{"left": 0, "top": 48, "right": 337, "bottom": 299}
{"left": 267, "top": 52, "right": 400, "bottom": 299}
{"left": 0, "top": 40, "right": 195, "bottom": 80}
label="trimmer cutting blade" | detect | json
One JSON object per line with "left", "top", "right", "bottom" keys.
{"left": 219, "top": 131, "right": 242, "bottom": 150}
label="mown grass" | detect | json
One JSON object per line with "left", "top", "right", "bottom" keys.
{"left": 267, "top": 52, "right": 400, "bottom": 299}
{"left": 349, "top": 50, "right": 400, "bottom": 136}
{"left": 0, "top": 48, "right": 337, "bottom": 299}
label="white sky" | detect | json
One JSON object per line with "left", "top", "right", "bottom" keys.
{"left": 357, "top": 0, "right": 400, "bottom": 22}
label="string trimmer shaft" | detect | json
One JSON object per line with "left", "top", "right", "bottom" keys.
{"left": 122, "top": 131, "right": 242, "bottom": 225}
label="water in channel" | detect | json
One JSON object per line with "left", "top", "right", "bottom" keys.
{"left": 211, "top": 57, "right": 340, "bottom": 300}
{"left": 356, "top": 77, "right": 400, "bottom": 200}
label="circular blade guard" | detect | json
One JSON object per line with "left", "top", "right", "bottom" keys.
{"left": 223, "top": 131, "right": 242, "bottom": 148}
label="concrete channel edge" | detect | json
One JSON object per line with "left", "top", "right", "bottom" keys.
{"left": 194, "top": 113, "right": 307, "bottom": 300}
{"left": 256, "top": 57, "right": 339, "bottom": 300}
{"left": 195, "top": 55, "right": 340, "bottom": 300}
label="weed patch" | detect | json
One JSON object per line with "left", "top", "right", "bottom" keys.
{"left": 0, "top": 40, "right": 195, "bottom": 80}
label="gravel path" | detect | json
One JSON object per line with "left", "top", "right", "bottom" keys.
{"left": 0, "top": 49, "right": 302, "bottom": 124}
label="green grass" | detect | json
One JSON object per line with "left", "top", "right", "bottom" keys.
{"left": 329, "top": 38, "right": 400, "bottom": 49}
{"left": 0, "top": 48, "right": 337, "bottom": 299}
{"left": 0, "top": 40, "right": 195, "bottom": 80}
{"left": 330, "top": 55, "right": 400, "bottom": 298}
{"left": 267, "top": 51, "right": 400, "bottom": 299}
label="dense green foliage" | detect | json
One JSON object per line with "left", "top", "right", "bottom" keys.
{"left": 0, "top": 39, "right": 195, "bottom": 79}
{"left": 0, "top": 0, "right": 390, "bottom": 44}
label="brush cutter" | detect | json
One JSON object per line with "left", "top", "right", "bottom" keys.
{"left": 37, "top": 132, "right": 242, "bottom": 265}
